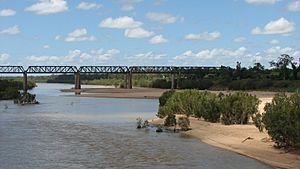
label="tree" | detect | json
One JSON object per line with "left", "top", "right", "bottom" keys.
{"left": 269, "top": 54, "right": 294, "bottom": 80}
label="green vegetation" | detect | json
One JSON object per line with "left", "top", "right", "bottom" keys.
{"left": 257, "top": 92, "right": 300, "bottom": 148}
{"left": 0, "top": 79, "right": 36, "bottom": 100}
{"left": 157, "top": 90, "right": 260, "bottom": 125}
{"left": 178, "top": 117, "right": 190, "bottom": 131}
{"left": 164, "top": 114, "right": 176, "bottom": 127}
{"left": 220, "top": 92, "right": 260, "bottom": 125}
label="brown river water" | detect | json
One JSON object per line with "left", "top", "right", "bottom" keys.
{"left": 0, "top": 83, "right": 271, "bottom": 169}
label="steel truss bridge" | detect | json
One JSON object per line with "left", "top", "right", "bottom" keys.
{"left": 0, "top": 65, "right": 220, "bottom": 91}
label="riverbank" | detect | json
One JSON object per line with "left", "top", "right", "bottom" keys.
{"left": 150, "top": 97, "right": 300, "bottom": 169}
{"left": 62, "top": 87, "right": 168, "bottom": 99}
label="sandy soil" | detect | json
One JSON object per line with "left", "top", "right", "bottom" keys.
{"left": 62, "top": 87, "right": 168, "bottom": 99}
{"left": 63, "top": 88, "right": 300, "bottom": 168}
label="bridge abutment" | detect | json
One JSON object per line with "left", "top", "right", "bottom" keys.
{"left": 23, "top": 72, "right": 28, "bottom": 93}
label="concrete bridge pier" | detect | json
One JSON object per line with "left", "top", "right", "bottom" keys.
{"left": 23, "top": 72, "right": 28, "bottom": 93}
{"left": 171, "top": 74, "right": 175, "bottom": 89}
{"left": 124, "top": 74, "right": 128, "bottom": 88}
{"left": 176, "top": 72, "right": 181, "bottom": 89}
{"left": 74, "top": 72, "right": 81, "bottom": 90}
{"left": 127, "top": 71, "right": 133, "bottom": 89}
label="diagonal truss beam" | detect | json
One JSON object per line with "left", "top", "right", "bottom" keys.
{"left": 79, "top": 66, "right": 129, "bottom": 74}
{"left": 0, "top": 66, "right": 24, "bottom": 73}
{"left": 26, "top": 66, "right": 78, "bottom": 73}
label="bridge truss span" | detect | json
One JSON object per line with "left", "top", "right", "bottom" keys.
{"left": 0, "top": 66, "right": 24, "bottom": 74}
{"left": 79, "top": 66, "right": 129, "bottom": 74}
{"left": 26, "top": 66, "right": 78, "bottom": 74}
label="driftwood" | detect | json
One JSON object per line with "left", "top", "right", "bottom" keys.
{"left": 242, "top": 136, "right": 254, "bottom": 143}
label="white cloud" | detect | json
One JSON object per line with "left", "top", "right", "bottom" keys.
{"left": 245, "top": 0, "right": 278, "bottom": 4}
{"left": 174, "top": 47, "right": 247, "bottom": 60}
{"left": 251, "top": 17, "right": 295, "bottom": 35}
{"left": 265, "top": 46, "right": 295, "bottom": 55}
{"left": 0, "top": 9, "right": 16, "bottom": 16}
{"left": 0, "top": 53, "right": 10, "bottom": 63}
{"left": 119, "top": 0, "right": 142, "bottom": 11}
{"left": 269, "top": 39, "right": 280, "bottom": 45}
{"left": 124, "top": 27, "right": 154, "bottom": 38}
{"left": 25, "top": 0, "right": 68, "bottom": 15}
{"left": 287, "top": 1, "right": 300, "bottom": 12}
{"left": 99, "top": 16, "right": 142, "bottom": 29}
{"left": 146, "top": 12, "right": 177, "bottom": 24}
{"left": 55, "top": 35, "right": 61, "bottom": 40}
{"left": 234, "top": 36, "right": 246, "bottom": 43}
{"left": 77, "top": 2, "right": 102, "bottom": 10}
{"left": 184, "top": 31, "right": 221, "bottom": 41}
{"left": 26, "top": 49, "right": 120, "bottom": 65}
{"left": 0, "top": 25, "right": 20, "bottom": 35}
{"left": 149, "top": 35, "right": 168, "bottom": 44}
{"left": 125, "top": 52, "right": 166, "bottom": 65}
{"left": 64, "top": 28, "right": 96, "bottom": 42}
{"left": 43, "top": 45, "right": 50, "bottom": 49}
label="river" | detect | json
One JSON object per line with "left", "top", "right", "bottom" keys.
{"left": 0, "top": 83, "right": 271, "bottom": 169}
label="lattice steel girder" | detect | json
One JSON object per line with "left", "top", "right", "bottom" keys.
{"left": 0, "top": 66, "right": 24, "bottom": 73}
{"left": 26, "top": 66, "right": 78, "bottom": 73}
{"left": 176, "top": 66, "right": 219, "bottom": 73}
{"left": 130, "top": 66, "right": 175, "bottom": 73}
{"left": 79, "top": 66, "right": 129, "bottom": 73}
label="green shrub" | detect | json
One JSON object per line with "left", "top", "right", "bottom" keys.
{"left": 194, "top": 91, "right": 220, "bottom": 123}
{"left": 178, "top": 116, "right": 190, "bottom": 131}
{"left": 164, "top": 114, "right": 176, "bottom": 127}
{"left": 220, "top": 92, "right": 260, "bottom": 125}
{"left": 263, "top": 92, "right": 300, "bottom": 148}
{"left": 159, "top": 90, "right": 175, "bottom": 107}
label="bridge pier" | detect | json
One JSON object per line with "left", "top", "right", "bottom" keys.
{"left": 127, "top": 71, "right": 133, "bottom": 89}
{"left": 23, "top": 72, "right": 28, "bottom": 93}
{"left": 171, "top": 74, "right": 175, "bottom": 89}
{"left": 74, "top": 72, "right": 81, "bottom": 90}
{"left": 176, "top": 72, "right": 181, "bottom": 89}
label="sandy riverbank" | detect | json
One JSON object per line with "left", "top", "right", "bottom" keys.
{"left": 150, "top": 97, "right": 300, "bottom": 169}
{"left": 63, "top": 88, "right": 299, "bottom": 168}
{"left": 62, "top": 87, "right": 168, "bottom": 99}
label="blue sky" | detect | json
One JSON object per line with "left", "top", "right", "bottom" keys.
{"left": 0, "top": 0, "right": 299, "bottom": 67}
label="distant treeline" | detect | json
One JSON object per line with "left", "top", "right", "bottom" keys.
{"left": 0, "top": 79, "right": 36, "bottom": 100}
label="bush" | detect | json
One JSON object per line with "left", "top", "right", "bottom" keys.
{"left": 164, "top": 114, "right": 176, "bottom": 127}
{"left": 178, "top": 116, "right": 190, "bottom": 131}
{"left": 220, "top": 92, "right": 260, "bottom": 125}
{"left": 194, "top": 91, "right": 221, "bottom": 123}
{"left": 159, "top": 90, "right": 175, "bottom": 107}
{"left": 263, "top": 92, "right": 300, "bottom": 148}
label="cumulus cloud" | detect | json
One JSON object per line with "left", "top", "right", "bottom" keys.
{"left": 64, "top": 28, "right": 96, "bottom": 42}
{"left": 77, "top": 2, "right": 102, "bottom": 10}
{"left": 124, "top": 27, "right": 154, "bottom": 38}
{"left": 184, "top": 31, "right": 221, "bottom": 41}
{"left": 0, "top": 53, "right": 10, "bottom": 63}
{"left": 25, "top": 0, "right": 68, "bottom": 15}
{"left": 125, "top": 52, "right": 166, "bottom": 65}
{"left": 26, "top": 49, "right": 120, "bottom": 65}
{"left": 287, "top": 1, "right": 300, "bottom": 12}
{"left": 269, "top": 39, "right": 280, "bottom": 45}
{"left": 146, "top": 12, "right": 177, "bottom": 24}
{"left": 149, "top": 35, "right": 168, "bottom": 44}
{"left": 0, "top": 9, "right": 16, "bottom": 16}
{"left": 99, "top": 16, "right": 142, "bottom": 29}
{"left": 245, "top": 0, "right": 278, "bottom": 4}
{"left": 251, "top": 17, "right": 295, "bottom": 35}
{"left": 174, "top": 47, "right": 247, "bottom": 60}
{"left": 234, "top": 36, "right": 246, "bottom": 43}
{"left": 0, "top": 25, "right": 20, "bottom": 35}
{"left": 118, "top": 0, "right": 142, "bottom": 11}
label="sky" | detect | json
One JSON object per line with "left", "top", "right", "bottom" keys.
{"left": 0, "top": 0, "right": 300, "bottom": 67}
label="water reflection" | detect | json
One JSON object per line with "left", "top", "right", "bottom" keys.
{"left": 0, "top": 83, "right": 271, "bottom": 169}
